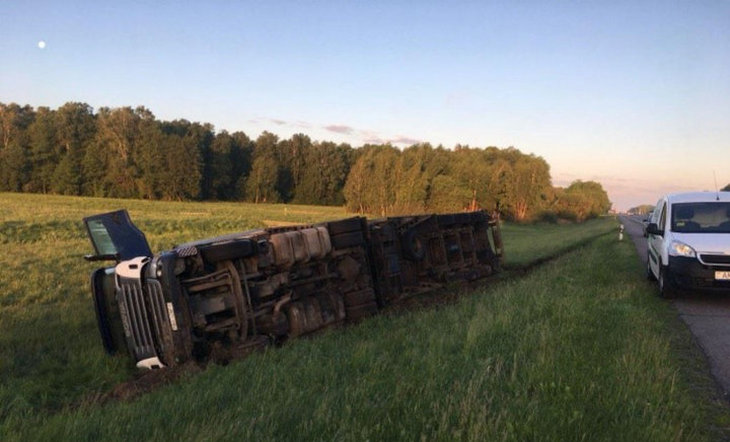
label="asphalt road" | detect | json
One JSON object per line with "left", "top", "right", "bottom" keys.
{"left": 620, "top": 215, "right": 730, "bottom": 397}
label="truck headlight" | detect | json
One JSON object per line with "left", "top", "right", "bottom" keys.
{"left": 669, "top": 241, "right": 696, "bottom": 258}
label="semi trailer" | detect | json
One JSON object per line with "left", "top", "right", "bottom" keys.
{"left": 83, "top": 210, "right": 503, "bottom": 369}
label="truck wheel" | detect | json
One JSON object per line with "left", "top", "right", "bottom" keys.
{"left": 285, "top": 303, "right": 308, "bottom": 337}
{"left": 646, "top": 257, "right": 657, "bottom": 281}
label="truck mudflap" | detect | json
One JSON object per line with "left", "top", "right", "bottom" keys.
{"left": 84, "top": 209, "right": 503, "bottom": 369}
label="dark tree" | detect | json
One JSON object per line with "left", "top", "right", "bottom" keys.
{"left": 27, "top": 107, "right": 58, "bottom": 193}
{"left": 245, "top": 132, "right": 282, "bottom": 203}
{"left": 0, "top": 103, "right": 34, "bottom": 191}
{"left": 206, "top": 131, "right": 237, "bottom": 200}
{"left": 295, "top": 141, "right": 352, "bottom": 205}
{"left": 245, "top": 150, "right": 281, "bottom": 203}
{"left": 51, "top": 102, "right": 96, "bottom": 195}
{"left": 230, "top": 131, "right": 254, "bottom": 200}
{"left": 282, "top": 133, "right": 311, "bottom": 202}
{"left": 158, "top": 133, "right": 203, "bottom": 201}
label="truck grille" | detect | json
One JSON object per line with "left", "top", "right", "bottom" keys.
{"left": 145, "top": 280, "right": 171, "bottom": 351}
{"left": 118, "top": 279, "right": 170, "bottom": 362}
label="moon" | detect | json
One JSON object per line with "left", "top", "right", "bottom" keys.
{"left": 38, "top": 40, "right": 46, "bottom": 49}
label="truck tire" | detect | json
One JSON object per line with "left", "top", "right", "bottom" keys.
{"left": 286, "top": 303, "right": 308, "bottom": 337}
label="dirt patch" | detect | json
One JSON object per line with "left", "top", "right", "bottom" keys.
{"left": 101, "top": 361, "right": 203, "bottom": 403}
{"left": 86, "top": 337, "right": 271, "bottom": 405}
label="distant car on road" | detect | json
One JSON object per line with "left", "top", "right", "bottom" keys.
{"left": 646, "top": 192, "right": 730, "bottom": 297}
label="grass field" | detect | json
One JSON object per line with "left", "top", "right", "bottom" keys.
{"left": 2, "top": 192, "right": 726, "bottom": 440}
{"left": 499, "top": 219, "right": 618, "bottom": 268}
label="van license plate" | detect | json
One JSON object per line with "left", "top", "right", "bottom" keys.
{"left": 716, "top": 271, "right": 730, "bottom": 280}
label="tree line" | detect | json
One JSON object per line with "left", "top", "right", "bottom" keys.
{"left": 0, "top": 102, "right": 610, "bottom": 222}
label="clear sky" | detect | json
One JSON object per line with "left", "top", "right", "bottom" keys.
{"left": 2, "top": 1, "right": 728, "bottom": 211}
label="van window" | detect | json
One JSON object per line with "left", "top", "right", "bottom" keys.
{"left": 651, "top": 200, "right": 662, "bottom": 223}
{"left": 659, "top": 202, "right": 667, "bottom": 230}
{"left": 671, "top": 202, "right": 730, "bottom": 233}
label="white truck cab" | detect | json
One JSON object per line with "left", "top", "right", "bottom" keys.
{"left": 646, "top": 192, "right": 730, "bottom": 297}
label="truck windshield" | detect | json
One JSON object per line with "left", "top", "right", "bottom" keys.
{"left": 671, "top": 202, "right": 730, "bottom": 233}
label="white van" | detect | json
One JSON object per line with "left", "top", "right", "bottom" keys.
{"left": 646, "top": 192, "right": 730, "bottom": 297}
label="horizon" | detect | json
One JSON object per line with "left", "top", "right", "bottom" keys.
{"left": 2, "top": 1, "right": 728, "bottom": 211}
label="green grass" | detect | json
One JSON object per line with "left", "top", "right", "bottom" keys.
{"left": 500, "top": 217, "right": 617, "bottom": 268}
{"left": 1, "top": 193, "right": 724, "bottom": 440}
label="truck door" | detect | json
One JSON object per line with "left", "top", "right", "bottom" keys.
{"left": 83, "top": 210, "right": 152, "bottom": 262}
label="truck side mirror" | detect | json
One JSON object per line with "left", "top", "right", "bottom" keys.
{"left": 646, "top": 223, "right": 663, "bottom": 236}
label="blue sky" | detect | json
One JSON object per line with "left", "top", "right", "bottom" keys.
{"left": 2, "top": 1, "right": 729, "bottom": 210}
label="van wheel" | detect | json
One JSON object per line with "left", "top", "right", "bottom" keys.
{"left": 658, "top": 267, "right": 677, "bottom": 299}
{"left": 646, "top": 257, "right": 657, "bottom": 281}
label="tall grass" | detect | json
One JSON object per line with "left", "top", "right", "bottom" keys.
{"left": 500, "top": 217, "right": 617, "bottom": 267}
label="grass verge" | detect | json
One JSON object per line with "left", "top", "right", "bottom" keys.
{"left": 500, "top": 217, "right": 616, "bottom": 268}
{"left": 2, "top": 226, "right": 727, "bottom": 440}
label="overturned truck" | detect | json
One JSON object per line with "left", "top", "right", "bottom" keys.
{"left": 83, "top": 210, "right": 503, "bottom": 369}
